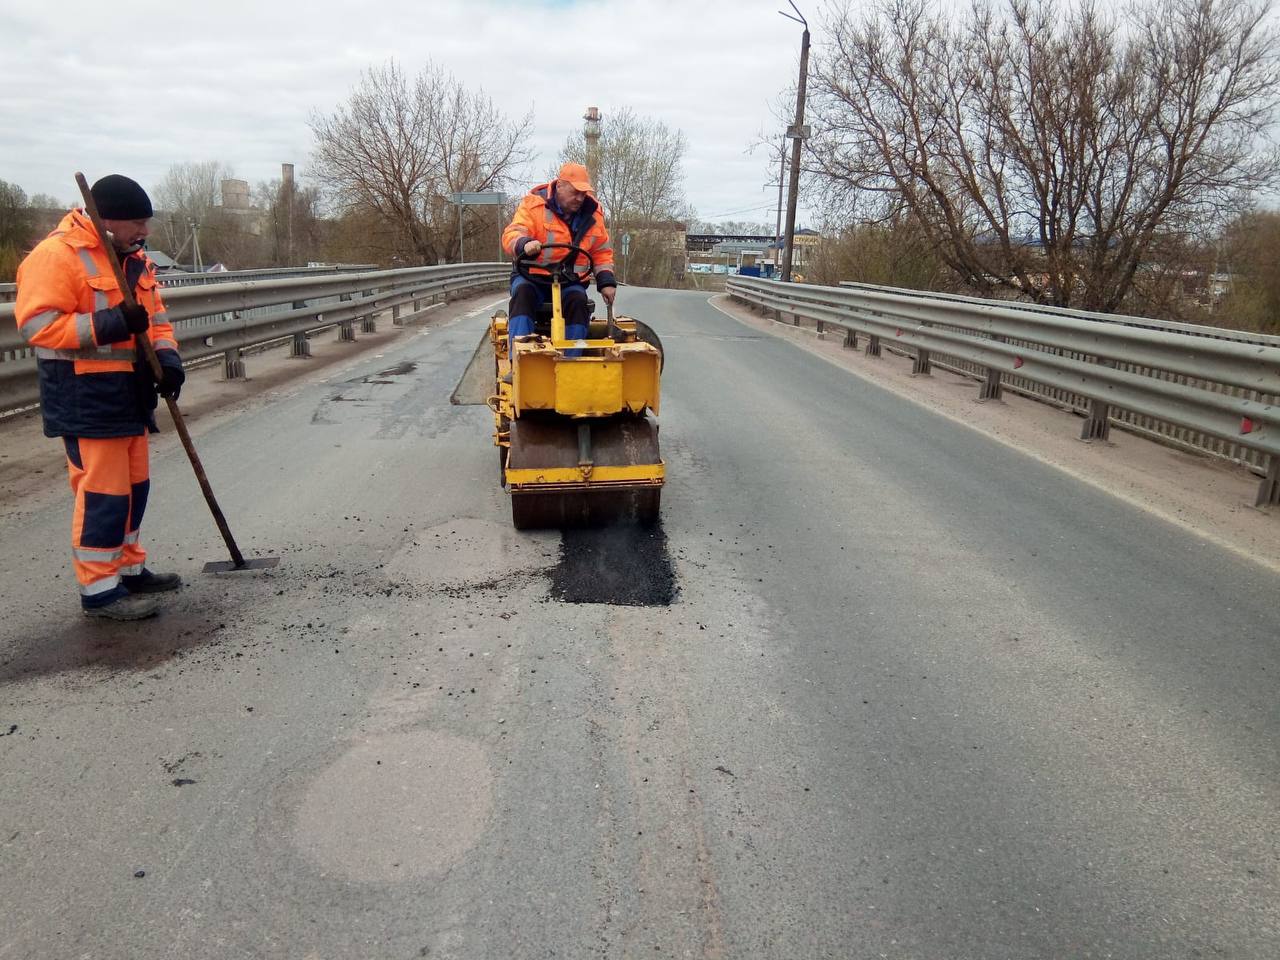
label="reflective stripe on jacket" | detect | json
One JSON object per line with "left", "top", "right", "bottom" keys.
{"left": 15, "top": 210, "right": 183, "bottom": 438}
{"left": 502, "top": 182, "right": 616, "bottom": 287}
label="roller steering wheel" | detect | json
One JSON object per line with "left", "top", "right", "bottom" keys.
{"left": 515, "top": 242, "right": 594, "bottom": 287}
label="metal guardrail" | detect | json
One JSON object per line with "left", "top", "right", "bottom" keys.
{"left": 1, "top": 263, "right": 376, "bottom": 303}
{"left": 147, "top": 263, "right": 377, "bottom": 289}
{"left": 836, "top": 281, "right": 1280, "bottom": 475}
{"left": 1, "top": 263, "right": 508, "bottom": 414}
{"left": 728, "top": 276, "right": 1280, "bottom": 506}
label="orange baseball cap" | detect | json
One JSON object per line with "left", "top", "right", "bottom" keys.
{"left": 557, "top": 162, "right": 594, "bottom": 193}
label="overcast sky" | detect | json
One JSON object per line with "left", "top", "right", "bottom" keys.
{"left": 1, "top": 0, "right": 814, "bottom": 227}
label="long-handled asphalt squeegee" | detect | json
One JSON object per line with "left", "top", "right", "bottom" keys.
{"left": 75, "top": 173, "right": 279, "bottom": 573}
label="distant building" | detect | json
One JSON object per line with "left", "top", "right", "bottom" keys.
{"left": 219, "top": 178, "right": 263, "bottom": 237}
{"left": 686, "top": 229, "right": 821, "bottom": 278}
{"left": 144, "top": 250, "right": 186, "bottom": 273}
{"left": 220, "top": 179, "right": 251, "bottom": 211}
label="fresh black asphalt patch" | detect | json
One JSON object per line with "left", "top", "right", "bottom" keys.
{"left": 550, "top": 523, "right": 677, "bottom": 606}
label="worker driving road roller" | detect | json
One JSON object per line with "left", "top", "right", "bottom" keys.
{"left": 489, "top": 164, "right": 664, "bottom": 530}
{"left": 502, "top": 162, "right": 616, "bottom": 357}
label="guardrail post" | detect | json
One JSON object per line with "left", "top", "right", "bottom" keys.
{"left": 792, "top": 311, "right": 800, "bottom": 326}
{"left": 843, "top": 328, "right": 858, "bottom": 350}
{"left": 816, "top": 318, "right": 825, "bottom": 337}
{"left": 361, "top": 313, "right": 377, "bottom": 334}
{"left": 912, "top": 347, "right": 932, "bottom": 376}
{"left": 392, "top": 304, "right": 402, "bottom": 326}
{"left": 910, "top": 319, "right": 933, "bottom": 374}
{"left": 223, "top": 348, "right": 246, "bottom": 380}
{"left": 979, "top": 365, "right": 1002, "bottom": 400}
{"left": 865, "top": 334, "right": 881, "bottom": 358}
{"left": 287, "top": 300, "right": 312, "bottom": 357}
{"left": 1080, "top": 397, "right": 1112, "bottom": 441}
{"left": 1256, "top": 456, "right": 1280, "bottom": 507}
{"left": 336, "top": 293, "right": 356, "bottom": 342}
{"left": 979, "top": 334, "right": 1004, "bottom": 400}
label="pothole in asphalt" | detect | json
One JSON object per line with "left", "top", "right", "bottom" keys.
{"left": 336, "top": 361, "right": 419, "bottom": 388}
{"left": 550, "top": 523, "right": 678, "bottom": 606}
{"left": 375, "top": 360, "right": 417, "bottom": 377}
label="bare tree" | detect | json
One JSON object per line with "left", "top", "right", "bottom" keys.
{"left": 152, "top": 161, "right": 236, "bottom": 247}
{"left": 0, "top": 180, "right": 31, "bottom": 249}
{"left": 560, "top": 107, "right": 688, "bottom": 227}
{"left": 27, "top": 193, "right": 65, "bottom": 211}
{"left": 0, "top": 180, "right": 33, "bottom": 281}
{"left": 309, "top": 60, "right": 532, "bottom": 265}
{"left": 1219, "top": 209, "right": 1280, "bottom": 333}
{"left": 687, "top": 219, "right": 777, "bottom": 235}
{"left": 809, "top": 0, "right": 1280, "bottom": 311}
{"left": 810, "top": 214, "right": 949, "bottom": 288}
{"left": 557, "top": 108, "right": 689, "bottom": 286}
{"left": 253, "top": 178, "right": 325, "bottom": 266}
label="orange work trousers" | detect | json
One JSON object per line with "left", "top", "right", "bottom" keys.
{"left": 63, "top": 436, "right": 149, "bottom": 600}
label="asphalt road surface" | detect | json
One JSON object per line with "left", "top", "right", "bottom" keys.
{"left": 1, "top": 288, "right": 1277, "bottom": 959}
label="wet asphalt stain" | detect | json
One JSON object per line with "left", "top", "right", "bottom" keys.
{"left": 550, "top": 523, "right": 678, "bottom": 606}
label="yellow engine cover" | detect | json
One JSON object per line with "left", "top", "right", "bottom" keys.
{"left": 556, "top": 358, "right": 622, "bottom": 416}
{"left": 513, "top": 343, "right": 660, "bottom": 418}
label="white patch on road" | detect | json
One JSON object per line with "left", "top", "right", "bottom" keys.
{"left": 292, "top": 729, "right": 493, "bottom": 882}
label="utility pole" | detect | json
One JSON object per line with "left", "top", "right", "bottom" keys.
{"left": 189, "top": 218, "right": 203, "bottom": 272}
{"left": 583, "top": 106, "right": 602, "bottom": 186}
{"left": 282, "top": 162, "right": 295, "bottom": 265}
{"left": 780, "top": 2, "right": 810, "bottom": 283}
{"left": 775, "top": 138, "right": 786, "bottom": 277}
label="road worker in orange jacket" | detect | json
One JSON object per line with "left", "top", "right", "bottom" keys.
{"left": 502, "top": 163, "right": 616, "bottom": 356}
{"left": 15, "top": 175, "right": 186, "bottom": 621}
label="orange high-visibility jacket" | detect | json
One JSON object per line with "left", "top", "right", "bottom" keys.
{"left": 502, "top": 181, "right": 616, "bottom": 287}
{"left": 15, "top": 210, "right": 183, "bottom": 438}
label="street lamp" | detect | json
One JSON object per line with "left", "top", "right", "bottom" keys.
{"left": 779, "top": 1, "right": 810, "bottom": 283}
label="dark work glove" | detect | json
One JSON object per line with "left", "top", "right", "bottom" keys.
{"left": 121, "top": 302, "right": 150, "bottom": 334}
{"left": 157, "top": 365, "right": 184, "bottom": 401}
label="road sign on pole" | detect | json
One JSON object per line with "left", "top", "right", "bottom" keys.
{"left": 447, "top": 193, "right": 507, "bottom": 262}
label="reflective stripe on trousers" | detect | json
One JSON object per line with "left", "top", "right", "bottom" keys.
{"left": 63, "top": 435, "right": 150, "bottom": 595}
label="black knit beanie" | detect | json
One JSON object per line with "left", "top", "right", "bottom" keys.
{"left": 90, "top": 174, "right": 153, "bottom": 220}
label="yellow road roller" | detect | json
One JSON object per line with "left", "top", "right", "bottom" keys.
{"left": 488, "top": 243, "right": 664, "bottom": 529}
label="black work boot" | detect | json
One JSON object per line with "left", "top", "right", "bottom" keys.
{"left": 121, "top": 569, "right": 183, "bottom": 593}
{"left": 83, "top": 592, "right": 160, "bottom": 621}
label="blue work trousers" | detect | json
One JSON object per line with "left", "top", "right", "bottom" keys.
{"left": 508, "top": 277, "right": 591, "bottom": 357}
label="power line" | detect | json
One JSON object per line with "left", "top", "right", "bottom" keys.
{"left": 701, "top": 202, "right": 778, "bottom": 219}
